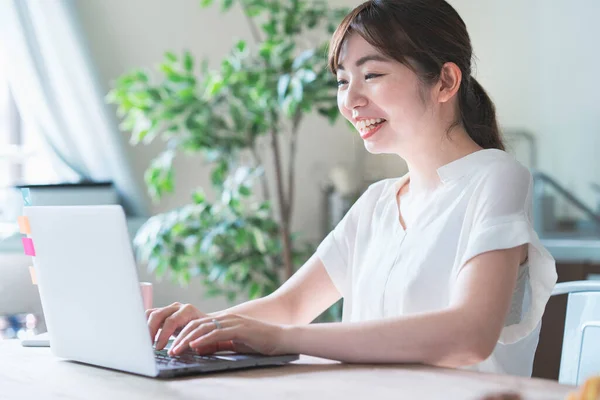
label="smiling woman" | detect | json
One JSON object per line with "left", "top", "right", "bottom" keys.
{"left": 328, "top": 0, "right": 504, "bottom": 157}
{"left": 146, "top": 0, "right": 557, "bottom": 379}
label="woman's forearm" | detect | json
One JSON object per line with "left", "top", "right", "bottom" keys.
{"left": 280, "top": 308, "right": 494, "bottom": 368}
{"left": 209, "top": 293, "right": 294, "bottom": 325}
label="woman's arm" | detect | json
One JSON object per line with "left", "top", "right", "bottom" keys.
{"left": 279, "top": 245, "right": 525, "bottom": 367}
{"left": 151, "top": 254, "right": 340, "bottom": 350}
{"left": 210, "top": 254, "right": 341, "bottom": 326}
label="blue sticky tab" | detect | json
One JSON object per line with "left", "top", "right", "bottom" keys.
{"left": 21, "top": 188, "right": 31, "bottom": 206}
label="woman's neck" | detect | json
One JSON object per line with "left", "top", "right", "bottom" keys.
{"left": 402, "top": 129, "right": 482, "bottom": 195}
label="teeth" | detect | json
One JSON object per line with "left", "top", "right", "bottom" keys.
{"left": 357, "top": 118, "right": 385, "bottom": 131}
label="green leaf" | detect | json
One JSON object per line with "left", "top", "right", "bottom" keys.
{"left": 221, "top": 0, "right": 234, "bottom": 11}
{"left": 297, "top": 69, "right": 317, "bottom": 83}
{"left": 252, "top": 228, "right": 267, "bottom": 253}
{"left": 239, "top": 186, "right": 251, "bottom": 197}
{"left": 258, "top": 201, "right": 271, "bottom": 212}
{"left": 200, "top": 0, "right": 214, "bottom": 6}
{"left": 277, "top": 74, "right": 290, "bottom": 102}
{"left": 258, "top": 42, "right": 272, "bottom": 61}
{"left": 290, "top": 77, "right": 303, "bottom": 102}
{"left": 234, "top": 39, "right": 246, "bottom": 53}
{"left": 192, "top": 190, "right": 206, "bottom": 204}
{"left": 282, "top": 97, "right": 298, "bottom": 117}
{"left": 135, "top": 70, "right": 149, "bottom": 83}
{"left": 261, "top": 20, "right": 277, "bottom": 36}
{"left": 292, "top": 49, "right": 315, "bottom": 70}
{"left": 183, "top": 51, "right": 194, "bottom": 72}
{"left": 249, "top": 282, "right": 260, "bottom": 299}
{"left": 205, "top": 74, "right": 225, "bottom": 97}
{"left": 246, "top": 5, "right": 262, "bottom": 17}
{"left": 165, "top": 51, "right": 177, "bottom": 63}
{"left": 211, "top": 160, "right": 229, "bottom": 187}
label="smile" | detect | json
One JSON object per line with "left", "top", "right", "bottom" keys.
{"left": 357, "top": 118, "right": 386, "bottom": 140}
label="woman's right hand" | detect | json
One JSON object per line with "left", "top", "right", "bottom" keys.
{"left": 145, "top": 302, "right": 209, "bottom": 350}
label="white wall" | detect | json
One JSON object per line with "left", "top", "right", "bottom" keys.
{"left": 450, "top": 0, "right": 600, "bottom": 216}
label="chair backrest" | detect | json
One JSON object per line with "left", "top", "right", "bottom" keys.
{"left": 552, "top": 281, "right": 600, "bottom": 385}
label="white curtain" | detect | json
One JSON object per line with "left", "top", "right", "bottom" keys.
{"left": 0, "top": 0, "right": 148, "bottom": 216}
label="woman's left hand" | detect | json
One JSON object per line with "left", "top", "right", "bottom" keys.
{"left": 168, "top": 314, "right": 289, "bottom": 357}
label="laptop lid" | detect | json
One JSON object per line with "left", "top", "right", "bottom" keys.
{"left": 23, "top": 205, "right": 158, "bottom": 377}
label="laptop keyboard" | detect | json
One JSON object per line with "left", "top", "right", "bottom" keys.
{"left": 154, "top": 348, "right": 223, "bottom": 367}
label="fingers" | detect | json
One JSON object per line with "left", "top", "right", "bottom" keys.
{"left": 169, "top": 319, "right": 203, "bottom": 353}
{"left": 147, "top": 303, "right": 181, "bottom": 346}
{"left": 189, "top": 326, "right": 238, "bottom": 351}
{"left": 170, "top": 318, "right": 225, "bottom": 356}
{"left": 155, "top": 306, "right": 195, "bottom": 350}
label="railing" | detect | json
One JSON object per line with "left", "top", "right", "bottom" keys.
{"left": 532, "top": 171, "right": 600, "bottom": 235}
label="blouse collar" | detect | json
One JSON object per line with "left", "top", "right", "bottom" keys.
{"left": 436, "top": 148, "right": 505, "bottom": 183}
{"left": 392, "top": 149, "right": 505, "bottom": 193}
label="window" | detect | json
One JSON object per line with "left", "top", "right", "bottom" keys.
{"left": 0, "top": 45, "right": 61, "bottom": 233}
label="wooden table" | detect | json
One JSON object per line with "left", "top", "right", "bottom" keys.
{"left": 0, "top": 340, "right": 574, "bottom": 400}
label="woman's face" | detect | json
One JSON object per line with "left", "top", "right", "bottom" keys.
{"left": 336, "top": 33, "right": 435, "bottom": 155}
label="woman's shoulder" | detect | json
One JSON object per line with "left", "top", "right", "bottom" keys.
{"left": 467, "top": 150, "right": 533, "bottom": 209}
{"left": 473, "top": 150, "right": 532, "bottom": 190}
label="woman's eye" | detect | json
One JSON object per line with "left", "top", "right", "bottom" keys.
{"left": 365, "top": 73, "right": 382, "bottom": 80}
{"left": 337, "top": 79, "right": 348, "bottom": 87}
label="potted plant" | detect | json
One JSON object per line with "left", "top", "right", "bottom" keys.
{"left": 107, "top": 0, "right": 349, "bottom": 320}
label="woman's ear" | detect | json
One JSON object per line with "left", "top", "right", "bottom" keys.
{"left": 436, "top": 62, "right": 462, "bottom": 103}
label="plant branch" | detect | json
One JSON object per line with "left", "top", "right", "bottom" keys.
{"left": 286, "top": 110, "right": 302, "bottom": 221}
{"left": 250, "top": 140, "right": 273, "bottom": 211}
{"left": 222, "top": 249, "right": 264, "bottom": 266}
{"left": 269, "top": 126, "right": 288, "bottom": 222}
{"left": 269, "top": 123, "right": 293, "bottom": 280}
{"left": 240, "top": 2, "right": 263, "bottom": 45}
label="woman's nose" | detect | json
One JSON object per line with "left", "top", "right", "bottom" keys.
{"left": 343, "top": 83, "right": 368, "bottom": 112}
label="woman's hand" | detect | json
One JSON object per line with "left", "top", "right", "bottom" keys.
{"left": 145, "top": 302, "right": 209, "bottom": 350}
{"left": 168, "top": 314, "right": 289, "bottom": 357}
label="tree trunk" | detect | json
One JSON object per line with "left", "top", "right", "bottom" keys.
{"left": 269, "top": 127, "right": 294, "bottom": 280}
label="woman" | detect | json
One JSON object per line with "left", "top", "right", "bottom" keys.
{"left": 146, "top": 0, "right": 557, "bottom": 377}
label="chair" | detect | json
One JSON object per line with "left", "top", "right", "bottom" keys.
{"left": 552, "top": 280, "right": 600, "bottom": 385}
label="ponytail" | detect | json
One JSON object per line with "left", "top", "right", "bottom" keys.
{"left": 459, "top": 76, "right": 504, "bottom": 150}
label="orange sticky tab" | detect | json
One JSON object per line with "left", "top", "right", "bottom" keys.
{"left": 29, "top": 266, "right": 37, "bottom": 285}
{"left": 18, "top": 216, "right": 31, "bottom": 235}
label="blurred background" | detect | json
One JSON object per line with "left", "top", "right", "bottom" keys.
{"left": 0, "top": 0, "right": 598, "bottom": 381}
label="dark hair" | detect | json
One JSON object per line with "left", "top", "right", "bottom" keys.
{"left": 328, "top": 0, "right": 504, "bottom": 150}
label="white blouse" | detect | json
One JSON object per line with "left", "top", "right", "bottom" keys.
{"left": 316, "top": 149, "right": 557, "bottom": 377}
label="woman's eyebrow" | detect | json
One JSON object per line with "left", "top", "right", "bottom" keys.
{"left": 338, "top": 54, "right": 390, "bottom": 71}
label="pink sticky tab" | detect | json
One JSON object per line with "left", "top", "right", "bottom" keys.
{"left": 18, "top": 216, "right": 31, "bottom": 235}
{"left": 22, "top": 237, "right": 36, "bottom": 256}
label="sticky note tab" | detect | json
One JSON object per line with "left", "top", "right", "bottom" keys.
{"left": 17, "top": 216, "right": 31, "bottom": 235}
{"left": 29, "top": 266, "right": 37, "bottom": 285}
{"left": 22, "top": 237, "right": 36, "bottom": 256}
{"left": 21, "top": 188, "right": 31, "bottom": 206}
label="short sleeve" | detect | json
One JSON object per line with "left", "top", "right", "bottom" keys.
{"left": 458, "top": 161, "right": 557, "bottom": 345}
{"left": 316, "top": 185, "right": 374, "bottom": 298}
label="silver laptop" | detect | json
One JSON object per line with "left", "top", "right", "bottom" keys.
{"left": 23, "top": 205, "right": 298, "bottom": 378}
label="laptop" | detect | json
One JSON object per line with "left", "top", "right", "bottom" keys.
{"left": 23, "top": 205, "right": 299, "bottom": 378}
